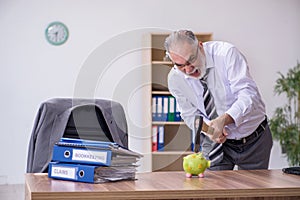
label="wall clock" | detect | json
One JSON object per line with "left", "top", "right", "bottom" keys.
{"left": 45, "top": 21, "right": 69, "bottom": 45}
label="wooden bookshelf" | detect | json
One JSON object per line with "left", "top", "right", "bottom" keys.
{"left": 149, "top": 32, "right": 213, "bottom": 172}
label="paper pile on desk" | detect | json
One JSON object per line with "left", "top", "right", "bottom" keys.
{"left": 48, "top": 138, "right": 142, "bottom": 183}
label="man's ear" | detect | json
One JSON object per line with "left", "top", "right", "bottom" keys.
{"left": 198, "top": 41, "right": 203, "bottom": 48}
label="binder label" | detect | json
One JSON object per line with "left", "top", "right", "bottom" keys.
{"left": 72, "top": 149, "right": 108, "bottom": 163}
{"left": 51, "top": 166, "right": 76, "bottom": 179}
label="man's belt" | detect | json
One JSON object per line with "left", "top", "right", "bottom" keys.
{"left": 226, "top": 117, "right": 268, "bottom": 145}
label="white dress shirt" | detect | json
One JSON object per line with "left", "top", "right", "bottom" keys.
{"left": 168, "top": 41, "right": 266, "bottom": 140}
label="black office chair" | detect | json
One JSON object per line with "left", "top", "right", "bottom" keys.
{"left": 64, "top": 105, "right": 114, "bottom": 142}
{"left": 26, "top": 98, "right": 128, "bottom": 173}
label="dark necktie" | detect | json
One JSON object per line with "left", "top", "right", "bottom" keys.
{"left": 199, "top": 69, "right": 223, "bottom": 164}
{"left": 200, "top": 71, "right": 218, "bottom": 120}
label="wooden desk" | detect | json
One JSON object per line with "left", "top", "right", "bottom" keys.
{"left": 25, "top": 169, "right": 300, "bottom": 200}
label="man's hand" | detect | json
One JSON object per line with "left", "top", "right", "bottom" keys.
{"left": 207, "top": 113, "right": 234, "bottom": 143}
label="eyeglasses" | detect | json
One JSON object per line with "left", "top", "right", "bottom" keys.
{"left": 168, "top": 47, "right": 199, "bottom": 69}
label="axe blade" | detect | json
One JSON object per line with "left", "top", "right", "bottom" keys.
{"left": 194, "top": 115, "right": 203, "bottom": 153}
{"left": 194, "top": 115, "right": 215, "bottom": 153}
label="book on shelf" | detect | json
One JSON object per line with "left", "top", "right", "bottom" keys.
{"left": 152, "top": 125, "right": 164, "bottom": 152}
{"left": 174, "top": 99, "right": 181, "bottom": 122}
{"left": 152, "top": 125, "right": 158, "bottom": 151}
{"left": 162, "top": 96, "right": 168, "bottom": 121}
{"left": 152, "top": 95, "right": 182, "bottom": 122}
{"left": 157, "top": 125, "right": 164, "bottom": 151}
{"left": 167, "top": 96, "right": 175, "bottom": 121}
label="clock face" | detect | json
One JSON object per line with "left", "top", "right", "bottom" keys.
{"left": 45, "top": 22, "right": 69, "bottom": 45}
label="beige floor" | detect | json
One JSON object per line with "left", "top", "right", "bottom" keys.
{"left": 0, "top": 184, "right": 24, "bottom": 200}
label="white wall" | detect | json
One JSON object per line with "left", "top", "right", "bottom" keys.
{"left": 0, "top": 0, "right": 299, "bottom": 184}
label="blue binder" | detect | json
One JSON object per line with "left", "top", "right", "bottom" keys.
{"left": 52, "top": 145, "right": 113, "bottom": 166}
{"left": 152, "top": 96, "right": 158, "bottom": 121}
{"left": 48, "top": 162, "right": 137, "bottom": 183}
{"left": 48, "top": 162, "right": 98, "bottom": 183}
{"left": 156, "top": 96, "right": 163, "bottom": 121}
{"left": 162, "top": 96, "right": 169, "bottom": 121}
{"left": 52, "top": 138, "right": 142, "bottom": 166}
{"left": 174, "top": 99, "right": 181, "bottom": 121}
{"left": 57, "top": 137, "right": 117, "bottom": 147}
{"left": 157, "top": 125, "right": 164, "bottom": 151}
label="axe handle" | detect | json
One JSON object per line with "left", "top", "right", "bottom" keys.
{"left": 202, "top": 121, "right": 215, "bottom": 138}
{"left": 201, "top": 121, "right": 210, "bottom": 134}
{"left": 194, "top": 116, "right": 214, "bottom": 153}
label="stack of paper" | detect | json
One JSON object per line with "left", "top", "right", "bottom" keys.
{"left": 48, "top": 138, "right": 142, "bottom": 183}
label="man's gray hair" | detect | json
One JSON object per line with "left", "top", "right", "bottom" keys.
{"left": 164, "top": 30, "right": 198, "bottom": 53}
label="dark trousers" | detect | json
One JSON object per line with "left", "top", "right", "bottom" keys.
{"left": 209, "top": 124, "right": 273, "bottom": 170}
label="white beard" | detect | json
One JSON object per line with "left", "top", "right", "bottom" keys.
{"left": 185, "top": 65, "right": 206, "bottom": 80}
{"left": 174, "top": 50, "right": 207, "bottom": 79}
{"left": 187, "top": 51, "right": 207, "bottom": 79}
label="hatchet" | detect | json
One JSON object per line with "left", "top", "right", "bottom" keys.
{"left": 194, "top": 115, "right": 224, "bottom": 164}
{"left": 193, "top": 115, "right": 214, "bottom": 153}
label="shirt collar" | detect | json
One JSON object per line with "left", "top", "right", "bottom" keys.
{"left": 203, "top": 43, "right": 215, "bottom": 70}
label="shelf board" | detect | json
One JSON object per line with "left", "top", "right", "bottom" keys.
{"left": 152, "top": 121, "right": 186, "bottom": 125}
{"left": 152, "top": 151, "right": 193, "bottom": 155}
{"left": 152, "top": 91, "right": 171, "bottom": 95}
{"left": 152, "top": 61, "right": 173, "bottom": 65}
